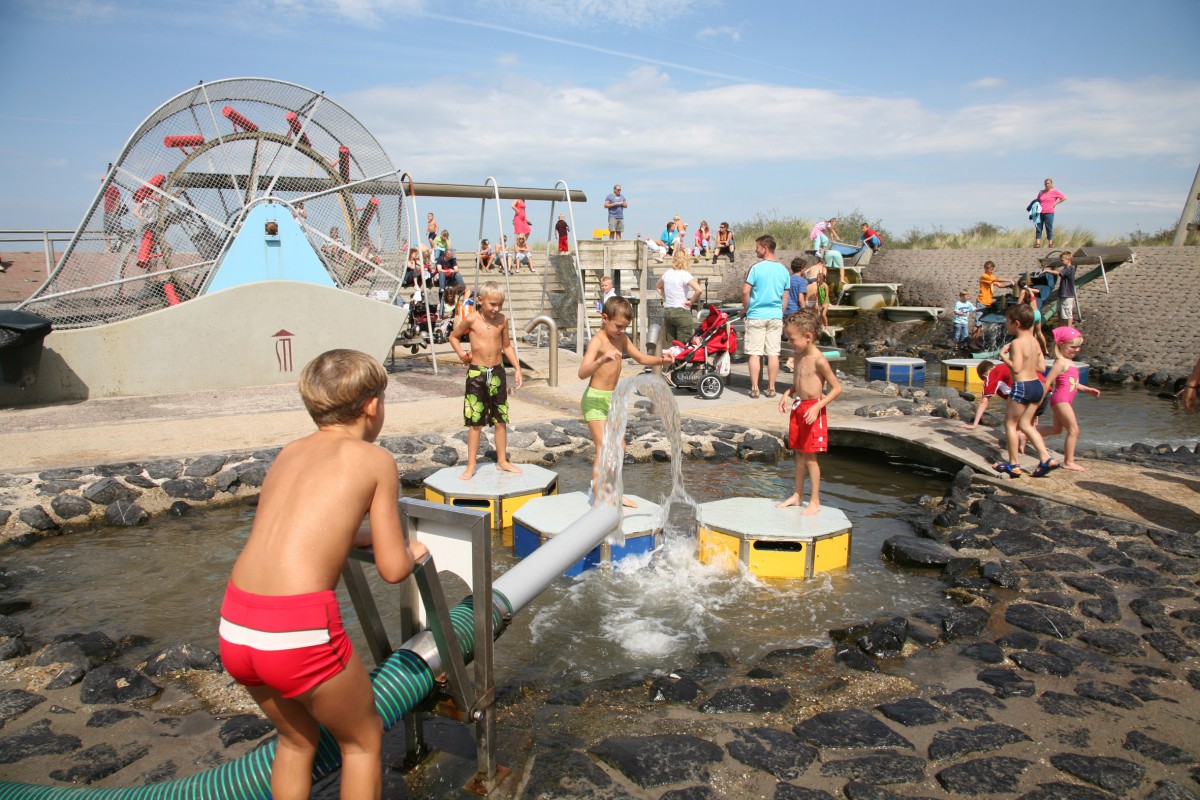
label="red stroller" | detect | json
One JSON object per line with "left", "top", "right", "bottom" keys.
{"left": 662, "top": 305, "right": 740, "bottom": 399}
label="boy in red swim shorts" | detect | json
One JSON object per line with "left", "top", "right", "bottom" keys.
{"left": 219, "top": 349, "right": 428, "bottom": 800}
{"left": 776, "top": 310, "right": 842, "bottom": 515}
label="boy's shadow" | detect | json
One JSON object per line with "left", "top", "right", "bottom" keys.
{"left": 1077, "top": 481, "right": 1200, "bottom": 533}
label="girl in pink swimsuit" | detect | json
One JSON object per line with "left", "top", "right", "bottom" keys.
{"left": 1037, "top": 327, "right": 1101, "bottom": 471}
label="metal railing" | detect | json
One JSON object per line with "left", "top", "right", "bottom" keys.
{"left": 0, "top": 230, "right": 74, "bottom": 278}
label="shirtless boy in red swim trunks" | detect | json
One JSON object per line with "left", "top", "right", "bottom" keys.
{"left": 219, "top": 349, "right": 428, "bottom": 799}
{"left": 776, "top": 310, "right": 842, "bottom": 515}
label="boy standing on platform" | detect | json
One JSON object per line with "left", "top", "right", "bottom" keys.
{"left": 777, "top": 310, "right": 841, "bottom": 515}
{"left": 449, "top": 281, "right": 523, "bottom": 481}
{"left": 952, "top": 290, "right": 974, "bottom": 346}
{"left": 555, "top": 213, "right": 571, "bottom": 253}
{"left": 578, "top": 295, "right": 673, "bottom": 507}
{"left": 219, "top": 349, "right": 428, "bottom": 800}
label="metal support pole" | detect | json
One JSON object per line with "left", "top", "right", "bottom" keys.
{"left": 1173, "top": 162, "right": 1200, "bottom": 246}
{"left": 523, "top": 315, "right": 559, "bottom": 386}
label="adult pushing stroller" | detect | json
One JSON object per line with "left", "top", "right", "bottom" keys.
{"left": 661, "top": 304, "right": 740, "bottom": 399}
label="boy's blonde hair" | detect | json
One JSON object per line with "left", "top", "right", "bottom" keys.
{"left": 477, "top": 280, "right": 504, "bottom": 301}
{"left": 602, "top": 295, "right": 633, "bottom": 321}
{"left": 299, "top": 349, "right": 387, "bottom": 426}
{"left": 783, "top": 309, "right": 821, "bottom": 338}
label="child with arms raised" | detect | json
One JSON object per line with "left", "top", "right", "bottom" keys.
{"left": 219, "top": 349, "right": 428, "bottom": 800}
{"left": 994, "top": 303, "right": 1057, "bottom": 478}
{"left": 777, "top": 310, "right": 842, "bottom": 515}
{"left": 1037, "top": 326, "right": 1100, "bottom": 471}
{"left": 449, "top": 281, "right": 523, "bottom": 480}
{"left": 578, "top": 295, "right": 673, "bottom": 507}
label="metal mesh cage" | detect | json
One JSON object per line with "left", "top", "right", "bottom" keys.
{"left": 20, "top": 78, "right": 410, "bottom": 328}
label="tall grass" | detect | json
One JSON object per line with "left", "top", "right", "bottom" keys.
{"left": 728, "top": 211, "right": 1187, "bottom": 250}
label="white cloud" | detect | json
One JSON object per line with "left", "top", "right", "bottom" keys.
{"left": 486, "top": 0, "right": 703, "bottom": 28}
{"left": 347, "top": 74, "right": 1200, "bottom": 180}
{"left": 970, "top": 77, "right": 1005, "bottom": 89}
{"left": 17, "top": 0, "right": 116, "bottom": 22}
{"left": 697, "top": 25, "right": 740, "bottom": 43}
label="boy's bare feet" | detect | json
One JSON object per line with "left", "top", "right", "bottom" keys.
{"left": 800, "top": 502, "right": 821, "bottom": 516}
{"left": 622, "top": 495, "right": 638, "bottom": 508}
{"left": 1061, "top": 463, "right": 1087, "bottom": 472}
{"left": 497, "top": 461, "right": 523, "bottom": 474}
{"left": 776, "top": 493, "right": 802, "bottom": 508}
{"left": 460, "top": 465, "right": 477, "bottom": 480}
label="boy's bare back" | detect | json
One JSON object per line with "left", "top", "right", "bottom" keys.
{"left": 230, "top": 432, "right": 407, "bottom": 596}
{"left": 1004, "top": 332, "right": 1044, "bottom": 382}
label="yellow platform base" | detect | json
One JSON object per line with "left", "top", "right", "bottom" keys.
{"left": 943, "top": 359, "right": 986, "bottom": 392}
{"left": 424, "top": 486, "right": 554, "bottom": 530}
{"left": 699, "top": 526, "right": 851, "bottom": 579}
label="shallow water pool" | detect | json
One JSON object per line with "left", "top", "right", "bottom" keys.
{"left": 6, "top": 451, "right": 952, "bottom": 690}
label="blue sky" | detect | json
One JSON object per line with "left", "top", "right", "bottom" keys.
{"left": 2, "top": 0, "right": 1198, "bottom": 245}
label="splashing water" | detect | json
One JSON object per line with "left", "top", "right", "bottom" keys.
{"left": 593, "top": 373, "right": 699, "bottom": 544}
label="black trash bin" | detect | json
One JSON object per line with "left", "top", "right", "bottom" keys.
{"left": 0, "top": 310, "right": 53, "bottom": 388}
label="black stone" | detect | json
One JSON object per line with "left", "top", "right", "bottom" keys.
{"left": 59, "top": 631, "right": 117, "bottom": 664}
{"left": 105, "top": 500, "right": 148, "bottom": 526}
{"left": 649, "top": 674, "right": 702, "bottom": 703}
{"left": 792, "top": 709, "right": 913, "bottom": 750}
{"left": 0, "top": 689, "right": 45, "bottom": 727}
{"left": 991, "top": 530, "right": 1056, "bottom": 556}
{"left": 932, "top": 688, "right": 1006, "bottom": 721}
{"left": 960, "top": 641, "right": 1005, "bottom": 663}
{"left": 833, "top": 644, "right": 879, "bottom": 673}
{"left": 1043, "top": 641, "right": 1103, "bottom": 668}
{"left": 144, "top": 460, "right": 182, "bottom": 479}
{"left": 876, "top": 697, "right": 950, "bottom": 727}
{"left": 519, "top": 747, "right": 635, "bottom": 800}
{"left": 1062, "top": 574, "right": 1117, "bottom": 597}
{"left": 214, "top": 469, "right": 239, "bottom": 491}
{"left": 950, "top": 528, "right": 994, "bottom": 551}
{"left": 160, "top": 478, "right": 216, "bottom": 501}
{"left": 859, "top": 617, "right": 909, "bottom": 658}
{"left": 1049, "top": 752, "right": 1145, "bottom": 793}
{"left": 1014, "top": 781, "right": 1120, "bottom": 800}
{"left": 942, "top": 606, "right": 990, "bottom": 641}
{"left": 45, "top": 665, "right": 86, "bottom": 689}
{"left": 93, "top": 462, "right": 143, "bottom": 477}
{"left": 1077, "top": 629, "right": 1145, "bottom": 657}
{"left": 1026, "top": 591, "right": 1075, "bottom": 609}
{"left": 79, "top": 665, "right": 160, "bottom": 704}
{"left": 1022, "top": 553, "right": 1093, "bottom": 572}
{"left": 35, "top": 641, "right": 91, "bottom": 670}
{"left": 1052, "top": 528, "right": 1108, "bottom": 549}
{"left": 0, "top": 617, "right": 23, "bottom": 638}
{"left": 746, "top": 667, "right": 778, "bottom": 679}
{"left": 1004, "top": 604, "right": 1083, "bottom": 638}
{"left": 49, "top": 742, "right": 150, "bottom": 784}
{"left": 125, "top": 475, "right": 157, "bottom": 489}
{"left": 0, "top": 718, "right": 81, "bottom": 764}
{"left": 168, "top": 501, "right": 192, "bottom": 516}
{"left": 819, "top": 752, "right": 925, "bottom": 784}
{"left": 50, "top": 494, "right": 91, "bottom": 520}
{"left": 38, "top": 479, "right": 83, "bottom": 495}
{"left": 1123, "top": 730, "right": 1195, "bottom": 765}
{"left": 936, "top": 756, "right": 1033, "bottom": 795}
{"left": 86, "top": 708, "right": 143, "bottom": 728}
{"left": 1038, "top": 691, "right": 1097, "bottom": 718}
{"left": 138, "top": 760, "right": 180, "bottom": 785}
{"left": 1080, "top": 597, "right": 1122, "bottom": 623}
{"left": 1148, "top": 529, "right": 1200, "bottom": 558}
{"left": 1075, "top": 681, "right": 1143, "bottom": 710}
{"left": 545, "top": 687, "right": 588, "bottom": 706}
{"left": 183, "top": 454, "right": 227, "bottom": 477}
{"left": 143, "top": 643, "right": 221, "bottom": 676}
{"left": 927, "top": 724, "right": 1031, "bottom": 761}
{"left": 773, "top": 786, "right": 836, "bottom": 800}
{"left": 882, "top": 535, "right": 959, "bottom": 567}
{"left": 842, "top": 783, "right": 940, "bottom": 800}
{"left": 1101, "top": 566, "right": 1162, "bottom": 586}
{"left": 1087, "top": 545, "right": 1134, "bottom": 567}
{"left": 698, "top": 685, "right": 789, "bottom": 713}
{"left": 981, "top": 560, "right": 1021, "bottom": 588}
{"left": 18, "top": 506, "right": 58, "bottom": 531}
{"left": 38, "top": 468, "right": 86, "bottom": 481}
{"left": 218, "top": 714, "right": 274, "bottom": 747}
{"left": 725, "top": 727, "right": 817, "bottom": 780}
{"left": 233, "top": 461, "right": 270, "bottom": 487}
{"left": 977, "top": 668, "right": 1035, "bottom": 698}
{"left": 82, "top": 476, "right": 140, "bottom": 505}
{"left": 1010, "top": 650, "right": 1074, "bottom": 677}
{"left": 1146, "top": 780, "right": 1200, "bottom": 800}
{"left": 1143, "top": 631, "right": 1200, "bottom": 662}
{"left": 589, "top": 734, "right": 723, "bottom": 789}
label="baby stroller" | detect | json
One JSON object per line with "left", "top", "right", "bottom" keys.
{"left": 662, "top": 304, "right": 740, "bottom": 400}
{"left": 397, "top": 295, "right": 445, "bottom": 353}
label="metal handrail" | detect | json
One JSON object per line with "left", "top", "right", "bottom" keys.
{"left": 400, "top": 172, "right": 440, "bottom": 375}
{"left": 548, "top": 180, "right": 589, "bottom": 353}
{"left": 0, "top": 230, "right": 74, "bottom": 284}
{"left": 480, "top": 177, "right": 519, "bottom": 367}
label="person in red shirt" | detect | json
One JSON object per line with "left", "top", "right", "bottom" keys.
{"left": 860, "top": 223, "right": 882, "bottom": 253}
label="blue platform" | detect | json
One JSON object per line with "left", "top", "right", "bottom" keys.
{"left": 513, "top": 492, "right": 662, "bottom": 576}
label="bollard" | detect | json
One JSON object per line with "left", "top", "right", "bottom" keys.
{"left": 522, "top": 315, "right": 559, "bottom": 387}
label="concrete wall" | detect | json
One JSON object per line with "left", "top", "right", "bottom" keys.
{"left": 0, "top": 281, "right": 405, "bottom": 406}
{"left": 710, "top": 246, "right": 1200, "bottom": 375}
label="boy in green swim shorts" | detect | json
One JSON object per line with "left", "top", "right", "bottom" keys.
{"left": 578, "top": 295, "right": 673, "bottom": 507}
{"left": 449, "top": 281, "right": 523, "bottom": 480}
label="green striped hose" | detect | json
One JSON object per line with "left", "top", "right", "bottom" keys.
{"left": 0, "top": 595, "right": 502, "bottom": 799}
